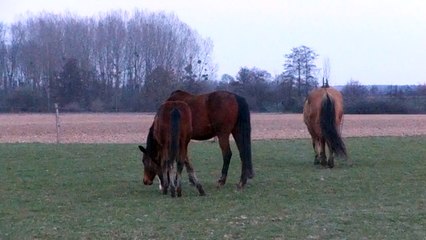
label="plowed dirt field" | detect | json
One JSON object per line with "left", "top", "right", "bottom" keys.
{"left": 0, "top": 113, "right": 425, "bottom": 143}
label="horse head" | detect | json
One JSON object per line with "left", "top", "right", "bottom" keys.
{"left": 138, "top": 128, "right": 161, "bottom": 185}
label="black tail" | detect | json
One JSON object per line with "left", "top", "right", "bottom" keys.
{"left": 235, "top": 95, "right": 254, "bottom": 179}
{"left": 320, "top": 93, "right": 347, "bottom": 157}
{"left": 170, "top": 108, "right": 181, "bottom": 164}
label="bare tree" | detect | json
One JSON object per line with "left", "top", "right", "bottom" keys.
{"left": 283, "top": 45, "right": 319, "bottom": 97}
{"left": 5, "top": 22, "right": 26, "bottom": 91}
{"left": 0, "top": 23, "right": 7, "bottom": 92}
{"left": 0, "top": 10, "right": 216, "bottom": 112}
{"left": 342, "top": 79, "right": 368, "bottom": 99}
{"left": 232, "top": 67, "right": 271, "bottom": 111}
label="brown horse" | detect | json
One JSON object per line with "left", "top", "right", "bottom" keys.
{"left": 138, "top": 101, "right": 205, "bottom": 197}
{"left": 303, "top": 86, "right": 348, "bottom": 168}
{"left": 167, "top": 90, "right": 253, "bottom": 189}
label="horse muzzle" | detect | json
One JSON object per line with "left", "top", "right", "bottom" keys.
{"left": 143, "top": 176, "right": 153, "bottom": 185}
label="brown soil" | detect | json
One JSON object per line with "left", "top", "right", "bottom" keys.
{"left": 0, "top": 113, "right": 425, "bottom": 143}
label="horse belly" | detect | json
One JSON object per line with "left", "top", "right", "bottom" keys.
{"left": 191, "top": 125, "right": 215, "bottom": 140}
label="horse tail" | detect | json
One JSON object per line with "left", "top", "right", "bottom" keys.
{"left": 235, "top": 94, "right": 254, "bottom": 179}
{"left": 320, "top": 93, "right": 347, "bottom": 158}
{"left": 170, "top": 108, "right": 181, "bottom": 164}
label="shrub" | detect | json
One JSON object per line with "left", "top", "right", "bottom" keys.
{"left": 5, "top": 87, "right": 45, "bottom": 112}
{"left": 89, "top": 98, "right": 105, "bottom": 112}
{"left": 62, "top": 102, "right": 83, "bottom": 112}
{"left": 344, "top": 97, "right": 416, "bottom": 114}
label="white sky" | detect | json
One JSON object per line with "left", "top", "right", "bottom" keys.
{"left": 1, "top": 0, "right": 426, "bottom": 85}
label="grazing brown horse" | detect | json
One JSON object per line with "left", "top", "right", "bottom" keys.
{"left": 303, "top": 86, "right": 348, "bottom": 168}
{"left": 167, "top": 90, "right": 253, "bottom": 189}
{"left": 138, "top": 101, "right": 205, "bottom": 197}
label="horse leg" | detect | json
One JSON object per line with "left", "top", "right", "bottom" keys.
{"left": 232, "top": 131, "right": 250, "bottom": 189}
{"left": 327, "top": 145, "right": 335, "bottom": 168}
{"left": 176, "top": 160, "right": 184, "bottom": 197}
{"left": 185, "top": 159, "right": 205, "bottom": 196}
{"left": 161, "top": 168, "right": 169, "bottom": 195}
{"left": 313, "top": 137, "right": 326, "bottom": 166}
{"left": 217, "top": 134, "right": 232, "bottom": 187}
{"left": 168, "top": 164, "right": 177, "bottom": 198}
{"left": 319, "top": 138, "right": 327, "bottom": 167}
{"left": 156, "top": 175, "right": 163, "bottom": 191}
{"left": 312, "top": 138, "right": 321, "bottom": 165}
{"left": 328, "top": 154, "right": 335, "bottom": 168}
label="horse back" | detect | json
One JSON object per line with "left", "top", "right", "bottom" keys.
{"left": 206, "top": 91, "right": 239, "bottom": 131}
{"left": 167, "top": 90, "right": 239, "bottom": 140}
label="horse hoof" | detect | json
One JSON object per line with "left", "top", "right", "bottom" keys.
{"left": 248, "top": 170, "right": 255, "bottom": 179}
{"left": 217, "top": 178, "right": 226, "bottom": 186}
{"left": 216, "top": 180, "right": 225, "bottom": 189}
{"left": 236, "top": 182, "right": 245, "bottom": 190}
{"left": 188, "top": 178, "right": 196, "bottom": 186}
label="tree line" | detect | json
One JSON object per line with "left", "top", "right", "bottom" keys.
{"left": 0, "top": 10, "right": 214, "bottom": 112}
{"left": 341, "top": 80, "right": 426, "bottom": 114}
{"left": 0, "top": 11, "right": 425, "bottom": 114}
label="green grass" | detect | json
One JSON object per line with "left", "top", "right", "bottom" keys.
{"left": 1, "top": 137, "right": 425, "bottom": 239}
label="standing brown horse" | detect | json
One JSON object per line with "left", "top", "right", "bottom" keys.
{"left": 138, "top": 101, "right": 205, "bottom": 197}
{"left": 303, "top": 86, "right": 347, "bottom": 168}
{"left": 167, "top": 90, "right": 253, "bottom": 189}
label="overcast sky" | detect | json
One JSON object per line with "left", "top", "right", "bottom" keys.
{"left": 1, "top": 0, "right": 425, "bottom": 85}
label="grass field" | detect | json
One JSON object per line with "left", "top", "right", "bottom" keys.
{"left": 1, "top": 137, "right": 425, "bottom": 239}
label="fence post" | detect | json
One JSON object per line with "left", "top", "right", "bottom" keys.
{"left": 55, "top": 103, "right": 60, "bottom": 144}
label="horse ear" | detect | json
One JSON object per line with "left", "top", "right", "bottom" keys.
{"left": 138, "top": 145, "right": 147, "bottom": 153}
